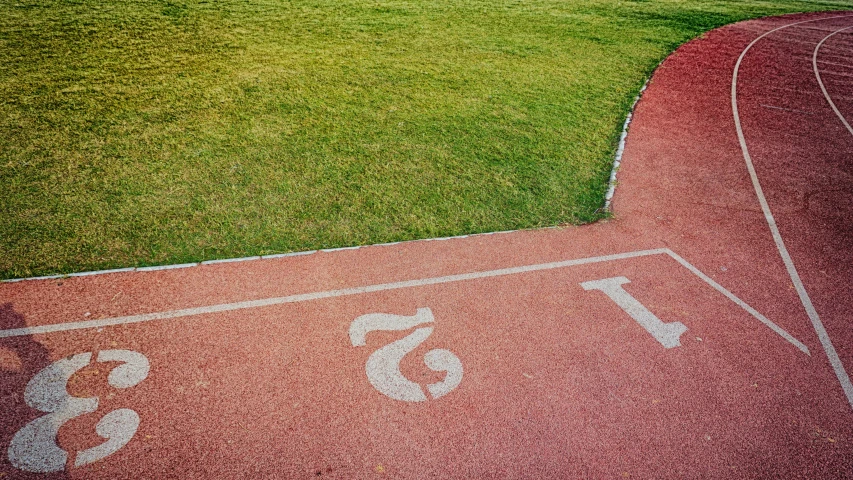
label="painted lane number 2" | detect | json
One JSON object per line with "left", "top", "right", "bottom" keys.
{"left": 347, "top": 276, "right": 684, "bottom": 402}
{"left": 350, "top": 307, "right": 463, "bottom": 402}
{"left": 8, "top": 350, "right": 149, "bottom": 473}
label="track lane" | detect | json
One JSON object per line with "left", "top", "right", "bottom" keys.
{"left": 732, "top": 14, "right": 853, "bottom": 408}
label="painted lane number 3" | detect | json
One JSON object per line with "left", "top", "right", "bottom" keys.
{"left": 8, "top": 350, "right": 149, "bottom": 473}
{"left": 350, "top": 307, "right": 463, "bottom": 402}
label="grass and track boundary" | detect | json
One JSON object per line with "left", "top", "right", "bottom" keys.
{"left": 3, "top": 0, "right": 852, "bottom": 279}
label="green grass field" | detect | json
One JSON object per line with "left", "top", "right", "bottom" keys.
{"left": 2, "top": 0, "right": 850, "bottom": 279}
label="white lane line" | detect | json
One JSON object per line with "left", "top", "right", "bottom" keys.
{"left": 0, "top": 249, "right": 667, "bottom": 338}
{"left": 666, "top": 250, "right": 809, "bottom": 355}
{"left": 731, "top": 14, "right": 853, "bottom": 408}
{"left": 0, "top": 248, "right": 809, "bottom": 356}
{"left": 814, "top": 26, "right": 853, "bottom": 136}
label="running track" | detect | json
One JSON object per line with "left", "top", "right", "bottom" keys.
{"left": 1, "top": 11, "right": 852, "bottom": 478}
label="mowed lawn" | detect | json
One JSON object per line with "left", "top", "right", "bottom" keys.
{"left": 1, "top": 0, "right": 849, "bottom": 278}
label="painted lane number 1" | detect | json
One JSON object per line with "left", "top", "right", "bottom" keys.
{"left": 581, "top": 276, "right": 687, "bottom": 348}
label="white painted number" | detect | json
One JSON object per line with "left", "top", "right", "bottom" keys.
{"left": 581, "top": 276, "right": 687, "bottom": 348}
{"left": 350, "top": 307, "right": 463, "bottom": 402}
{"left": 8, "top": 350, "right": 149, "bottom": 473}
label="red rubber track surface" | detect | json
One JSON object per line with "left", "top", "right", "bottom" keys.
{"left": 2, "top": 11, "right": 852, "bottom": 479}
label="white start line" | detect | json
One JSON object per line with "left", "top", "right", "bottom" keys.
{"left": 0, "top": 247, "right": 809, "bottom": 355}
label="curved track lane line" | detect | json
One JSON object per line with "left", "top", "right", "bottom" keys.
{"left": 732, "top": 14, "right": 853, "bottom": 409}
{"left": 814, "top": 25, "right": 853, "bottom": 136}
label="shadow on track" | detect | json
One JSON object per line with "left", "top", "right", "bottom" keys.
{"left": 0, "top": 302, "right": 69, "bottom": 479}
